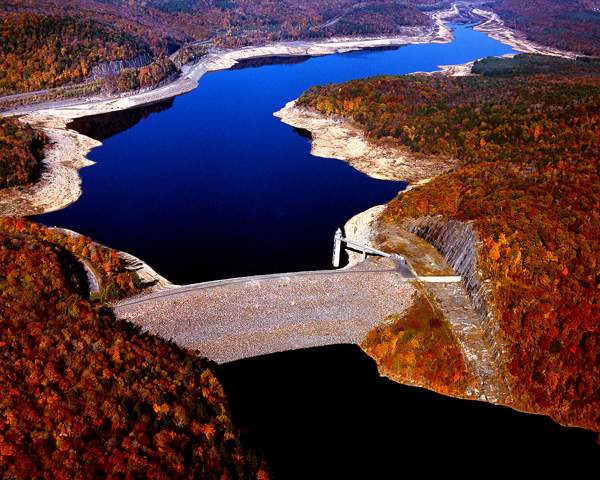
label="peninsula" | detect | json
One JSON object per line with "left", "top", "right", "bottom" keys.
{"left": 275, "top": 51, "right": 600, "bottom": 438}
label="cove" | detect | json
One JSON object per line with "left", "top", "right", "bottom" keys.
{"left": 216, "top": 345, "right": 599, "bottom": 478}
{"left": 35, "top": 24, "right": 600, "bottom": 474}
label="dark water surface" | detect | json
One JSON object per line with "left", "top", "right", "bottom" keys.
{"left": 36, "top": 25, "right": 599, "bottom": 474}
{"left": 38, "top": 24, "right": 517, "bottom": 285}
{"left": 217, "top": 346, "right": 599, "bottom": 478}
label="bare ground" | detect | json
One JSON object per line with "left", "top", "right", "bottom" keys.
{"left": 0, "top": 1, "right": 570, "bottom": 404}
{"left": 273, "top": 102, "right": 461, "bottom": 185}
{"left": 343, "top": 207, "right": 513, "bottom": 404}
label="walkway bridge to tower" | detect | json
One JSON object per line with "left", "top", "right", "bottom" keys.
{"left": 112, "top": 228, "right": 510, "bottom": 402}
{"left": 113, "top": 231, "right": 460, "bottom": 364}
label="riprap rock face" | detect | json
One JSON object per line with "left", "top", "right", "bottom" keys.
{"left": 401, "top": 216, "right": 510, "bottom": 382}
{"left": 89, "top": 53, "right": 153, "bottom": 80}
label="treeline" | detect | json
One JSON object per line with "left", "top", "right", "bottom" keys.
{"left": 321, "top": 3, "right": 428, "bottom": 37}
{"left": 1, "top": 217, "right": 143, "bottom": 301}
{"left": 0, "top": 0, "right": 432, "bottom": 99}
{"left": 4, "top": 0, "right": 600, "bottom": 101}
{"left": 0, "top": 12, "right": 154, "bottom": 95}
{"left": 362, "top": 293, "right": 477, "bottom": 397}
{"left": 0, "top": 217, "right": 270, "bottom": 478}
{"left": 0, "top": 116, "right": 46, "bottom": 189}
{"left": 224, "top": 0, "right": 429, "bottom": 45}
{"left": 297, "top": 54, "right": 600, "bottom": 434}
{"left": 490, "top": 0, "right": 600, "bottom": 57}
{"left": 131, "top": 0, "right": 430, "bottom": 45}
{"left": 471, "top": 52, "right": 600, "bottom": 76}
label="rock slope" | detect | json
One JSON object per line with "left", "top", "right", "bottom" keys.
{"left": 343, "top": 208, "right": 512, "bottom": 403}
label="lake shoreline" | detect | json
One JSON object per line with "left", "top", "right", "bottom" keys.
{"left": 0, "top": 3, "right": 569, "bottom": 218}
{"left": 273, "top": 101, "right": 461, "bottom": 186}
{"left": 0, "top": 9, "right": 452, "bottom": 217}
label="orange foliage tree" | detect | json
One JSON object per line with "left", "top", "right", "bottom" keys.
{"left": 0, "top": 216, "right": 270, "bottom": 478}
{"left": 0, "top": 116, "right": 46, "bottom": 189}
{"left": 362, "top": 293, "right": 478, "bottom": 398}
{"left": 298, "top": 54, "right": 600, "bottom": 433}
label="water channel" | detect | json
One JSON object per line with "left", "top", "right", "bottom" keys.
{"left": 37, "top": 23, "right": 599, "bottom": 477}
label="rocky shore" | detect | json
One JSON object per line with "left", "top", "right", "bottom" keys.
{"left": 471, "top": 6, "right": 576, "bottom": 59}
{"left": 273, "top": 101, "right": 461, "bottom": 184}
{"left": 271, "top": 3, "right": 578, "bottom": 191}
{"left": 0, "top": 115, "right": 98, "bottom": 217}
{"left": 0, "top": 2, "right": 586, "bottom": 418}
{"left": 0, "top": 6, "right": 457, "bottom": 218}
{"left": 114, "top": 259, "right": 417, "bottom": 364}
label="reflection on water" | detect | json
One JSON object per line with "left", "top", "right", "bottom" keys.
{"left": 230, "top": 55, "right": 313, "bottom": 70}
{"left": 217, "top": 345, "right": 600, "bottom": 479}
{"left": 67, "top": 99, "right": 174, "bottom": 141}
{"left": 292, "top": 126, "right": 312, "bottom": 140}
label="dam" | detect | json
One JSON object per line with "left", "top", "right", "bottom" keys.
{"left": 112, "top": 228, "right": 509, "bottom": 404}
{"left": 113, "top": 256, "right": 417, "bottom": 363}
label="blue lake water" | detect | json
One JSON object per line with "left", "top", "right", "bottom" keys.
{"left": 36, "top": 24, "right": 600, "bottom": 474}
{"left": 38, "top": 24, "right": 518, "bottom": 285}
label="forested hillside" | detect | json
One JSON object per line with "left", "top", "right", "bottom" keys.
{"left": 0, "top": 0, "right": 430, "bottom": 98}
{"left": 0, "top": 13, "right": 153, "bottom": 95}
{"left": 490, "top": 0, "right": 600, "bottom": 57}
{"left": 3, "top": 1, "right": 600, "bottom": 470}
{"left": 361, "top": 293, "right": 478, "bottom": 397}
{"left": 0, "top": 217, "right": 270, "bottom": 478}
{"left": 297, "top": 54, "right": 600, "bottom": 434}
{"left": 0, "top": 218, "right": 146, "bottom": 301}
{"left": 0, "top": 11, "right": 181, "bottom": 97}
{"left": 0, "top": 116, "right": 45, "bottom": 189}
{"left": 2, "top": 0, "right": 599, "bottom": 99}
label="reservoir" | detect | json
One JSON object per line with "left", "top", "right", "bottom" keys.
{"left": 38, "top": 23, "right": 517, "bottom": 285}
{"left": 36, "top": 23, "right": 599, "bottom": 476}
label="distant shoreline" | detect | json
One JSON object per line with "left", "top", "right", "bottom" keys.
{"left": 0, "top": 3, "right": 573, "bottom": 218}
{"left": 271, "top": 5, "right": 575, "bottom": 190}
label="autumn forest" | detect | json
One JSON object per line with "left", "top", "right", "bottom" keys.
{"left": 0, "top": 217, "right": 271, "bottom": 478}
{"left": 1, "top": 0, "right": 600, "bottom": 477}
{"left": 0, "top": 0, "right": 431, "bottom": 101}
{"left": 299, "top": 53, "right": 600, "bottom": 433}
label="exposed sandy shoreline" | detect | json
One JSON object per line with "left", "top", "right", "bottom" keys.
{"left": 0, "top": 115, "right": 99, "bottom": 217}
{"left": 0, "top": 7, "right": 454, "bottom": 218}
{"left": 471, "top": 6, "right": 576, "bottom": 59}
{"left": 0, "top": 2, "right": 575, "bottom": 218}
{"left": 273, "top": 101, "right": 460, "bottom": 184}
{"left": 272, "top": 4, "right": 578, "bottom": 191}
